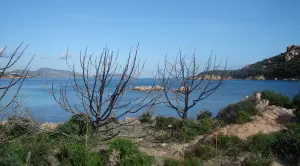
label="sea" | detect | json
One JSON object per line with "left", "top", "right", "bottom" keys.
{"left": 1, "top": 78, "right": 299, "bottom": 122}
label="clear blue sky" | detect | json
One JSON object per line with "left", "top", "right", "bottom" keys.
{"left": 1, "top": 0, "right": 299, "bottom": 77}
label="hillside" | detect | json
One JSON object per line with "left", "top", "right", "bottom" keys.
{"left": 198, "top": 45, "right": 300, "bottom": 80}
{"left": 7, "top": 68, "right": 125, "bottom": 78}
{"left": 8, "top": 68, "right": 81, "bottom": 78}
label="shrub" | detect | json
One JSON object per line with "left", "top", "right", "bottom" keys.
{"left": 108, "top": 138, "right": 139, "bottom": 158}
{"left": 154, "top": 117, "right": 214, "bottom": 142}
{"left": 261, "top": 90, "right": 292, "bottom": 108}
{"left": 57, "top": 142, "right": 104, "bottom": 166}
{"left": 187, "top": 143, "right": 216, "bottom": 160}
{"left": 292, "top": 93, "right": 300, "bottom": 107}
{"left": 217, "top": 96, "right": 259, "bottom": 124}
{"left": 139, "top": 111, "right": 153, "bottom": 123}
{"left": 0, "top": 143, "right": 26, "bottom": 166}
{"left": 58, "top": 113, "right": 94, "bottom": 136}
{"left": 109, "top": 138, "right": 154, "bottom": 166}
{"left": 242, "top": 154, "right": 273, "bottom": 166}
{"left": 183, "top": 156, "right": 202, "bottom": 166}
{"left": 197, "top": 110, "right": 212, "bottom": 120}
{"left": 292, "top": 93, "right": 300, "bottom": 119}
{"left": 216, "top": 135, "right": 245, "bottom": 157}
{"left": 272, "top": 124, "right": 300, "bottom": 165}
{"left": 247, "top": 132, "right": 280, "bottom": 157}
{"left": 164, "top": 158, "right": 181, "bottom": 166}
{"left": 121, "top": 152, "right": 154, "bottom": 166}
{"left": 6, "top": 115, "right": 39, "bottom": 137}
{"left": 236, "top": 111, "right": 252, "bottom": 124}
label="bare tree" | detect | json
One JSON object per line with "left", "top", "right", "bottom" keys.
{"left": 49, "top": 44, "right": 158, "bottom": 131}
{"left": 0, "top": 42, "right": 34, "bottom": 118}
{"left": 157, "top": 50, "right": 226, "bottom": 119}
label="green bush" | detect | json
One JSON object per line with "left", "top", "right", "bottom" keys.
{"left": 216, "top": 135, "right": 245, "bottom": 156}
{"left": 154, "top": 117, "right": 214, "bottom": 142}
{"left": 164, "top": 158, "right": 181, "bottom": 166}
{"left": 261, "top": 90, "right": 292, "bottom": 108}
{"left": 0, "top": 143, "right": 26, "bottom": 166}
{"left": 187, "top": 143, "right": 216, "bottom": 160}
{"left": 272, "top": 124, "right": 300, "bottom": 165}
{"left": 121, "top": 152, "right": 154, "bottom": 166}
{"left": 236, "top": 111, "right": 252, "bottom": 124}
{"left": 197, "top": 110, "right": 212, "bottom": 120}
{"left": 183, "top": 156, "right": 202, "bottom": 166}
{"left": 109, "top": 138, "right": 154, "bottom": 166}
{"left": 139, "top": 111, "right": 153, "bottom": 123}
{"left": 6, "top": 115, "right": 39, "bottom": 137}
{"left": 108, "top": 138, "right": 139, "bottom": 158}
{"left": 217, "top": 96, "right": 259, "bottom": 124}
{"left": 247, "top": 132, "right": 280, "bottom": 157}
{"left": 57, "top": 142, "right": 104, "bottom": 166}
{"left": 242, "top": 154, "right": 273, "bottom": 166}
{"left": 292, "top": 93, "right": 300, "bottom": 119}
{"left": 58, "top": 113, "right": 94, "bottom": 136}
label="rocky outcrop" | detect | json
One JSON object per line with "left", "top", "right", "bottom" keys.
{"left": 130, "top": 85, "right": 164, "bottom": 91}
{"left": 212, "top": 93, "right": 294, "bottom": 140}
{"left": 284, "top": 45, "right": 300, "bottom": 61}
{"left": 246, "top": 75, "right": 266, "bottom": 80}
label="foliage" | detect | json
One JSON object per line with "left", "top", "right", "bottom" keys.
{"left": 197, "top": 110, "right": 212, "bottom": 120}
{"left": 216, "top": 96, "right": 259, "bottom": 124}
{"left": 215, "top": 135, "right": 245, "bottom": 157}
{"left": 5, "top": 115, "right": 39, "bottom": 137}
{"left": 121, "top": 152, "right": 154, "bottom": 166}
{"left": 0, "top": 143, "right": 26, "bottom": 166}
{"left": 154, "top": 117, "right": 214, "bottom": 142}
{"left": 139, "top": 111, "right": 153, "bottom": 123}
{"left": 247, "top": 132, "right": 280, "bottom": 157}
{"left": 187, "top": 143, "right": 216, "bottom": 160}
{"left": 57, "top": 142, "right": 104, "bottom": 166}
{"left": 236, "top": 111, "right": 252, "bottom": 124}
{"left": 272, "top": 124, "right": 300, "bottom": 165}
{"left": 108, "top": 138, "right": 139, "bottom": 158}
{"left": 183, "top": 156, "right": 202, "bottom": 166}
{"left": 164, "top": 158, "right": 181, "bottom": 166}
{"left": 108, "top": 138, "right": 154, "bottom": 166}
{"left": 261, "top": 90, "right": 292, "bottom": 108}
{"left": 242, "top": 154, "right": 273, "bottom": 166}
{"left": 57, "top": 113, "right": 94, "bottom": 136}
{"left": 292, "top": 93, "right": 300, "bottom": 119}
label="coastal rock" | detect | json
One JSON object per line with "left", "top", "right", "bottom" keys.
{"left": 125, "top": 117, "right": 140, "bottom": 124}
{"left": 130, "top": 85, "right": 164, "bottom": 91}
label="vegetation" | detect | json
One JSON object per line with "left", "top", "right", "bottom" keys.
{"left": 199, "top": 48, "right": 300, "bottom": 80}
{"left": 139, "top": 111, "right": 153, "bottom": 123}
{"left": 108, "top": 138, "right": 154, "bottom": 166}
{"left": 292, "top": 93, "right": 300, "bottom": 119}
{"left": 163, "top": 158, "right": 181, "bottom": 166}
{"left": 261, "top": 90, "right": 292, "bottom": 108}
{"left": 216, "top": 96, "right": 259, "bottom": 124}
{"left": 154, "top": 116, "right": 214, "bottom": 142}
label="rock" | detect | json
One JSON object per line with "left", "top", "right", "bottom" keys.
{"left": 255, "top": 92, "right": 261, "bottom": 100}
{"left": 107, "top": 150, "right": 121, "bottom": 166}
{"left": 131, "top": 85, "right": 164, "bottom": 91}
{"left": 125, "top": 117, "right": 140, "bottom": 124}
{"left": 284, "top": 45, "right": 300, "bottom": 61}
{"left": 161, "top": 143, "right": 167, "bottom": 147}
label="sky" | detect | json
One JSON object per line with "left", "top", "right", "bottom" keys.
{"left": 0, "top": 0, "right": 299, "bottom": 77}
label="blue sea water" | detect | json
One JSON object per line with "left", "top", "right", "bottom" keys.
{"left": 1, "top": 78, "right": 299, "bottom": 122}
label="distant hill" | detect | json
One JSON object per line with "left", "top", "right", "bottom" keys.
{"left": 8, "top": 68, "right": 124, "bottom": 78}
{"left": 197, "top": 45, "right": 300, "bottom": 80}
{"left": 8, "top": 68, "right": 80, "bottom": 78}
